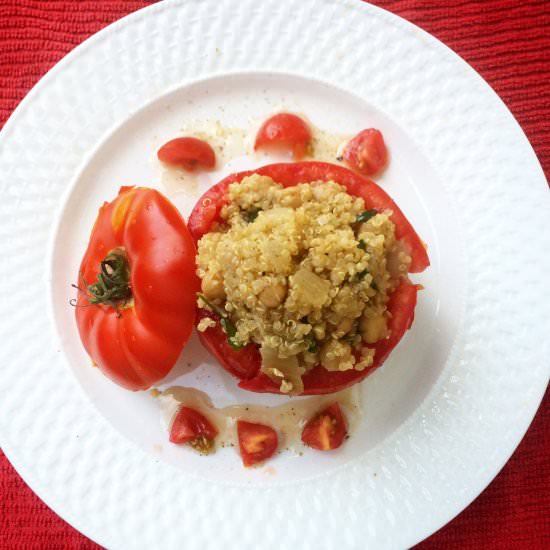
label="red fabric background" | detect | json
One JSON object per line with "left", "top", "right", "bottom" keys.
{"left": 0, "top": 1, "right": 548, "bottom": 548}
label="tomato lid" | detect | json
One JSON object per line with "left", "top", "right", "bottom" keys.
{"left": 75, "top": 186, "right": 199, "bottom": 391}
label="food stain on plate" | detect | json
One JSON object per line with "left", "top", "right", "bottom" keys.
{"left": 160, "top": 167, "right": 198, "bottom": 196}
{"left": 158, "top": 118, "right": 349, "bottom": 199}
{"left": 308, "top": 126, "right": 350, "bottom": 164}
{"left": 154, "top": 385, "right": 362, "bottom": 455}
{"left": 151, "top": 443, "right": 163, "bottom": 455}
{"left": 179, "top": 119, "right": 249, "bottom": 164}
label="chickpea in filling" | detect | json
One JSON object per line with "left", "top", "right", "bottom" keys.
{"left": 196, "top": 174, "right": 411, "bottom": 394}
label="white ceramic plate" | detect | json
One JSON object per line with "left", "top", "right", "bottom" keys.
{"left": 0, "top": 1, "right": 548, "bottom": 548}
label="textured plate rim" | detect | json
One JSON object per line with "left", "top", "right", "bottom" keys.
{"left": 0, "top": 1, "right": 549, "bottom": 548}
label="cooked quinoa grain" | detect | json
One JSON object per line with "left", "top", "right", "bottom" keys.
{"left": 196, "top": 174, "right": 411, "bottom": 394}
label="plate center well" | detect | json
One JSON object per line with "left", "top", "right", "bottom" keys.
{"left": 50, "top": 73, "right": 463, "bottom": 484}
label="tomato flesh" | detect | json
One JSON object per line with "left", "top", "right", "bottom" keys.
{"left": 196, "top": 309, "right": 261, "bottom": 380}
{"left": 301, "top": 403, "right": 347, "bottom": 451}
{"left": 157, "top": 136, "right": 216, "bottom": 171}
{"left": 188, "top": 162, "right": 427, "bottom": 395}
{"left": 170, "top": 406, "right": 218, "bottom": 454}
{"left": 237, "top": 420, "right": 278, "bottom": 467}
{"left": 254, "top": 113, "right": 311, "bottom": 159}
{"left": 343, "top": 128, "right": 388, "bottom": 176}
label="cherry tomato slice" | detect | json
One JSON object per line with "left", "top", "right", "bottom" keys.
{"left": 157, "top": 137, "right": 216, "bottom": 171}
{"left": 254, "top": 113, "right": 311, "bottom": 159}
{"left": 237, "top": 420, "right": 278, "bottom": 467}
{"left": 169, "top": 406, "right": 218, "bottom": 454}
{"left": 343, "top": 128, "right": 388, "bottom": 177}
{"left": 301, "top": 403, "right": 347, "bottom": 451}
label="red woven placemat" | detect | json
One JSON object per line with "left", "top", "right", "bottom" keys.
{"left": 1, "top": 1, "right": 548, "bottom": 548}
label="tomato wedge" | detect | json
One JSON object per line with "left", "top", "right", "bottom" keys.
{"left": 188, "top": 162, "right": 427, "bottom": 395}
{"left": 254, "top": 113, "right": 311, "bottom": 159}
{"left": 157, "top": 136, "right": 216, "bottom": 171}
{"left": 237, "top": 420, "right": 278, "bottom": 467}
{"left": 301, "top": 403, "right": 347, "bottom": 451}
{"left": 169, "top": 406, "right": 218, "bottom": 454}
{"left": 75, "top": 187, "right": 199, "bottom": 391}
{"left": 343, "top": 128, "right": 388, "bottom": 177}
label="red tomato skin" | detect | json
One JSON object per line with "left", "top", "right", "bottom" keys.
{"left": 343, "top": 128, "right": 388, "bottom": 177}
{"left": 254, "top": 113, "right": 312, "bottom": 159}
{"left": 75, "top": 187, "right": 199, "bottom": 391}
{"left": 188, "top": 162, "right": 427, "bottom": 395}
{"left": 169, "top": 406, "right": 218, "bottom": 444}
{"left": 237, "top": 420, "right": 278, "bottom": 467}
{"left": 195, "top": 309, "right": 261, "bottom": 380}
{"left": 301, "top": 403, "right": 347, "bottom": 451}
{"left": 187, "top": 170, "right": 245, "bottom": 241}
{"left": 157, "top": 137, "right": 216, "bottom": 171}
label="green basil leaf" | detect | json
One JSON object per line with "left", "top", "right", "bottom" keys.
{"left": 355, "top": 209, "right": 377, "bottom": 224}
{"left": 243, "top": 208, "right": 260, "bottom": 223}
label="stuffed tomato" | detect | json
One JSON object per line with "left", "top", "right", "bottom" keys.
{"left": 189, "top": 162, "right": 428, "bottom": 395}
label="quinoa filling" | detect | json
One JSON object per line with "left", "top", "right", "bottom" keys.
{"left": 196, "top": 174, "right": 411, "bottom": 394}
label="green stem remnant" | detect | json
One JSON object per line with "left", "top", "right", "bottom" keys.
{"left": 74, "top": 248, "right": 132, "bottom": 309}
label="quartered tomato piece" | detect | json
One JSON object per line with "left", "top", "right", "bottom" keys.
{"left": 188, "top": 162, "right": 428, "bottom": 396}
{"left": 169, "top": 406, "right": 218, "bottom": 454}
{"left": 301, "top": 403, "right": 347, "bottom": 451}
{"left": 254, "top": 113, "right": 311, "bottom": 159}
{"left": 157, "top": 136, "right": 216, "bottom": 171}
{"left": 75, "top": 187, "right": 199, "bottom": 391}
{"left": 237, "top": 420, "right": 278, "bottom": 467}
{"left": 343, "top": 128, "right": 388, "bottom": 177}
